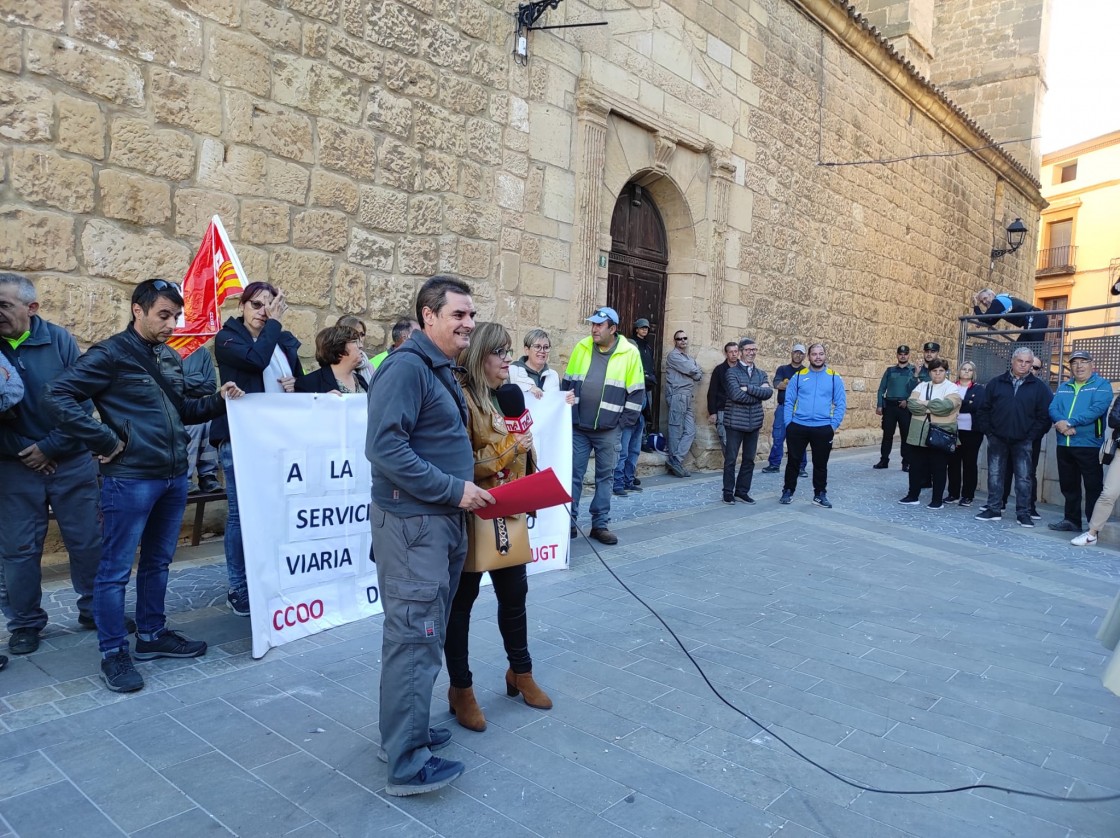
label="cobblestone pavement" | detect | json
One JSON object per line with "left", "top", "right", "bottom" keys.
{"left": 1, "top": 446, "right": 1118, "bottom": 836}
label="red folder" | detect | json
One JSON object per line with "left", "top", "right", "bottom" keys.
{"left": 473, "top": 467, "right": 572, "bottom": 519}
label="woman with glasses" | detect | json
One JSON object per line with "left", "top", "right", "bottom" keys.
{"left": 945, "top": 361, "right": 985, "bottom": 506}
{"left": 508, "top": 328, "right": 560, "bottom": 398}
{"left": 898, "top": 359, "right": 961, "bottom": 509}
{"left": 296, "top": 325, "right": 369, "bottom": 394}
{"left": 444, "top": 323, "right": 551, "bottom": 733}
{"left": 212, "top": 282, "right": 302, "bottom": 616}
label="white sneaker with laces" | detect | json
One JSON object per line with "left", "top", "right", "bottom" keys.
{"left": 1071, "top": 532, "right": 1098, "bottom": 546}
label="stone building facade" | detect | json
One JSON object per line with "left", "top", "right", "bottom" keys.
{"left": 0, "top": 0, "right": 1045, "bottom": 466}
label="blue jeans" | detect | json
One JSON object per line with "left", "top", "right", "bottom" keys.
{"left": 768, "top": 415, "right": 806, "bottom": 470}
{"left": 95, "top": 475, "right": 188, "bottom": 654}
{"left": 572, "top": 426, "right": 622, "bottom": 529}
{"left": 219, "top": 442, "right": 246, "bottom": 595}
{"left": 613, "top": 413, "right": 645, "bottom": 491}
{"left": 985, "top": 437, "right": 1033, "bottom": 517}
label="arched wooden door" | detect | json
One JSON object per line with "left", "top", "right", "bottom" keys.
{"left": 607, "top": 181, "right": 669, "bottom": 429}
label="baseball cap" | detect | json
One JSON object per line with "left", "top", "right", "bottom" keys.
{"left": 897, "top": 345, "right": 910, "bottom": 354}
{"left": 587, "top": 306, "right": 619, "bottom": 325}
{"left": 791, "top": 343, "right": 806, "bottom": 353}
{"left": 634, "top": 318, "right": 650, "bottom": 328}
{"left": 923, "top": 342, "right": 940, "bottom": 352}
{"left": 1069, "top": 350, "right": 1092, "bottom": 362}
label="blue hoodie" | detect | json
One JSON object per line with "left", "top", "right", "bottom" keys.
{"left": 783, "top": 366, "right": 847, "bottom": 430}
{"left": 1048, "top": 372, "right": 1113, "bottom": 448}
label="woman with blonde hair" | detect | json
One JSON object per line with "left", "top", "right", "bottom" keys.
{"left": 444, "top": 322, "right": 551, "bottom": 732}
{"left": 945, "top": 360, "right": 985, "bottom": 506}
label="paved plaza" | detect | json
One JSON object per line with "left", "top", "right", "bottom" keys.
{"left": 1, "top": 446, "right": 1118, "bottom": 837}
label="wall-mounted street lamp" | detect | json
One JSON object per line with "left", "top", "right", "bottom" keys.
{"left": 990, "top": 217, "right": 1028, "bottom": 260}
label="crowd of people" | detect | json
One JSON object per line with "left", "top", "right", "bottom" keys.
{"left": 5, "top": 266, "right": 1119, "bottom": 796}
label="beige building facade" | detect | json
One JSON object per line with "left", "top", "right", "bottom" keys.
{"left": 0, "top": 0, "right": 1045, "bottom": 465}
{"left": 1034, "top": 129, "right": 1120, "bottom": 341}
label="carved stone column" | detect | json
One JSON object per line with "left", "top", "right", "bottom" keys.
{"left": 573, "top": 96, "right": 610, "bottom": 319}
{"left": 708, "top": 151, "right": 736, "bottom": 342}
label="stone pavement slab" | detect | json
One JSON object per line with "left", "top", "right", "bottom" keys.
{"left": 1, "top": 447, "right": 1118, "bottom": 836}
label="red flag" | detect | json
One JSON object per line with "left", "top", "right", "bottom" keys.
{"left": 168, "top": 216, "right": 247, "bottom": 359}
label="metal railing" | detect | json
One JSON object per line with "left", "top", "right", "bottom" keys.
{"left": 1036, "top": 245, "right": 1077, "bottom": 275}
{"left": 959, "top": 299, "right": 1120, "bottom": 389}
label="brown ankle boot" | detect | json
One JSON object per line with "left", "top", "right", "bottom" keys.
{"left": 447, "top": 686, "right": 486, "bottom": 731}
{"left": 505, "top": 668, "right": 553, "bottom": 710}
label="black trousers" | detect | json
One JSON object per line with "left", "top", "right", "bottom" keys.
{"left": 784, "top": 422, "right": 834, "bottom": 494}
{"left": 908, "top": 445, "right": 948, "bottom": 502}
{"left": 946, "top": 428, "right": 984, "bottom": 500}
{"left": 879, "top": 401, "right": 911, "bottom": 466}
{"left": 1055, "top": 445, "right": 1104, "bottom": 527}
{"left": 723, "top": 427, "right": 760, "bottom": 495}
{"left": 445, "top": 564, "right": 531, "bottom": 689}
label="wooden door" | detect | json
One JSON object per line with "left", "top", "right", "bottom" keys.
{"left": 607, "top": 182, "right": 669, "bottom": 429}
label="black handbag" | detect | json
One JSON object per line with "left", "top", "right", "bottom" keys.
{"left": 923, "top": 384, "right": 958, "bottom": 453}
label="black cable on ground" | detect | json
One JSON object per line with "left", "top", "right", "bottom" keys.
{"left": 567, "top": 506, "right": 1120, "bottom": 803}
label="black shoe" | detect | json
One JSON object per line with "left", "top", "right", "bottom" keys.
{"left": 612, "top": 488, "right": 628, "bottom": 497}
{"left": 1017, "top": 515, "right": 1035, "bottom": 528}
{"left": 943, "top": 496, "right": 960, "bottom": 504}
{"left": 667, "top": 462, "right": 687, "bottom": 478}
{"left": 385, "top": 756, "right": 465, "bottom": 797}
{"left": 761, "top": 465, "right": 780, "bottom": 474}
{"left": 133, "top": 629, "right": 207, "bottom": 660}
{"left": 378, "top": 727, "right": 452, "bottom": 763}
{"left": 872, "top": 461, "right": 889, "bottom": 469}
{"left": 8, "top": 628, "right": 39, "bottom": 655}
{"left": 927, "top": 502, "right": 944, "bottom": 510}
{"left": 898, "top": 496, "right": 920, "bottom": 505}
{"left": 625, "top": 483, "right": 643, "bottom": 492}
{"left": 199, "top": 476, "right": 222, "bottom": 494}
{"left": 100, "top": 648, "right": 144, "bottom": 693}
{"left": 734, "top": 492, "right": 755, "bottom": 505}
{"left": 1030, "top": 510, "right": 1042, "bottom": 521}
{"left": 779, "top": 489, "right": 793, "bottom": 504}
{"left": 812, "top": 493, "right": 832, "bottom": 509}
{"left": 901, "top": 464, "right": 909, "bottom": 473}
{"left": 1047, "top": 520, "right": 1080, "bottom": 532}
{"left": 975, "top": 509, "right": 1001, "bottom": 521}
{"left": 722, "top": 491, "right": 736, "bottom": 504}
{"left": 959, "top": 498, "right": 973, "bottom": 507}
{"left": 227, "top": 588, "right": 250, "bottom": 617}
{"left": 570, "top": 525, "right": 578, "bottom": 538}
{"left": 798, "top": 469, "right": 808, "bottom": 478}
{"left": 589, "top": 528, "right": 618, "bottom": 545}
{"left": 630, "top": 478, "right": 641, "bottom": 487}
{"left": 78, "top": 614, "right": 137, "bottom": 634}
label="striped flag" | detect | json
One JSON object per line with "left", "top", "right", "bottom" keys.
{"left": 168, "top": 215, "right": 246, "bottom": 359}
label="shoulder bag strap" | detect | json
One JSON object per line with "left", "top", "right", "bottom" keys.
{"left": 394, "top": 345, "right": 467, "bottom": 428}
{"left": 120, "top": 339, "right": 183, "bottom": 412}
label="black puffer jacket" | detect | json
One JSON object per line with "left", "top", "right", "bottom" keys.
{"left": 47, "top": 327, "right": 227, "bottom": 479}
{"left": 723, "top": 363, "right": 773, "bottom": 432}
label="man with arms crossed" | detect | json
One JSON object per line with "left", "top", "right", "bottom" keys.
{"left": 366, "top": 275, "right": 495, "bottom": 796}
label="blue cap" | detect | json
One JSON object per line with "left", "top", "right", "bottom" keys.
{"left": 587, "top": 306, "right": 619, "bottom": 325}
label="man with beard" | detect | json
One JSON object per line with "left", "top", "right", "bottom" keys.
{"left": 779, "top": 344, "right": 847, "bottom": 509}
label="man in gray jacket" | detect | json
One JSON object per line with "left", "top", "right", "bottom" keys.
{"left": 365, "top": 275, "right": 494, "bottom": 796}
{"left": 664, "top": 329, "right": 703, "bottom": 477}
{"left": 722, "top": 338, "right": 773, "bottom": 504}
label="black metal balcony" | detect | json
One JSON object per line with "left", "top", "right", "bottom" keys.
{"left": 1036, "top": 245, "right": 1077, "bottom": 276}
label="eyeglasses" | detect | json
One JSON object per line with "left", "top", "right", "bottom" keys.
{"left": 530, "top": 344, "right": 551, "bottom": 352}
{"left": 1031, "top": 365, "right": 1042, "bottom": 371}
{"left": 490, "top": 347, "right": 513, "bottom": 359}
{"left": 144, "top": 280, "right": 182, "bottom": 294}
{"left": 247, "top": 299, "right": 268, "bottom": 311}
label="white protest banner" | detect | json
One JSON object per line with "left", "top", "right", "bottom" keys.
{"left": 227, "top": 389, "right": 572, "bottom": 659}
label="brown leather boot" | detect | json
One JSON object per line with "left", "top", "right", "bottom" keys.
{"left": 505, "top": 668, "right": 553, "bottom": 710}
{"left": 447, "top": 686, "right": 486, "bottom": 731}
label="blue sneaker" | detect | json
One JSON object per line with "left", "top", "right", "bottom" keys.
{"left": 385, "top": 755, "right": 465, "bottom": 797}
{"left": 779, "top": 489, "right": 793, "bottom": 504}
{"left": 813, "top": 492, "right": 832, "bottom": 509}
{"left": 377, "top": 727, "right": 452, "bottom": 763}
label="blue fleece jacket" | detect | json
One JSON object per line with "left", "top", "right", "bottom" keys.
{"left": 783, "top": 366, "right": 847, "bottom": 430}
{"left": 1048, "top": 372, "right": 1113, "bottom": 448}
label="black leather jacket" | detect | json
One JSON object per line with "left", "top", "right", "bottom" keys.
{"left": 47, "top": 327, "right": 227, "bottom": 479}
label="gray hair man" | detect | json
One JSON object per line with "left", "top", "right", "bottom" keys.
{"left": 365, "top": 275, "right": 495, "bottom": 795}
{"left": 721, "top": 338, "right": 773, "bottom": 504}
{"left": 0, "top": 273, "right": 103, "bottom": 656}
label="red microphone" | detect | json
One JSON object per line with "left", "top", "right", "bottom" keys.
{"left": 496, "top": 384, "right": 533, "bottom": 435}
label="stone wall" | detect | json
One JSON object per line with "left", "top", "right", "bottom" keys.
{"left": 0, "top": 0, "right": 1045, "bottom": 469}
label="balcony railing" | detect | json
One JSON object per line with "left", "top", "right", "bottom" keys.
{"left": 1036, "top": 244, "right": 1077, "bottom": 275}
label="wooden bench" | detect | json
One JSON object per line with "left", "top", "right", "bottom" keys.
{"left": 48, "top": 489, "right": 227, "bottom": 547}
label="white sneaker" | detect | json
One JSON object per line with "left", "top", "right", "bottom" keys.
{"left": 1070, "top": 532, "right": 1097, "bottom": 546}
